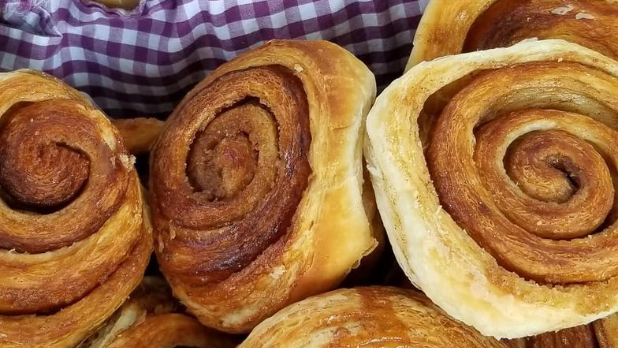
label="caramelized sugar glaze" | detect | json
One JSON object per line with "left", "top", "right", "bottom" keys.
{"left": 427, "top": 61, "right": 618, "bottom": 284}
{"left": 0, "top": 71, "right": 152, "bottom": 348}
{"left": 407, "top": 0, "right": 618, "bottom": 69}
{"left": 150, "top": 40, "right": 378, "bottom": 333}
{"left": 465, "top": 0, "right": 618, "bottom": 57}
{"left": 239, "top": 287, "right": 508, "bottom": 348}
{"left": 152, "top": 66, "right": 311, "bottom": 284}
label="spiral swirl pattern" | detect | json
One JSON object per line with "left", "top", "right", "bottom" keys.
{"left": 366, "top": 40, "right": 618, "bottom": 338}
{"left": 465, "top": 0, "right": 618, "bottom": 57}
{"left": 0, "top": 70, "right": 152, "bottom": 348}
{"left": 150, "top": 40, "right": 378, "bottom": 333}
{"left": 152, "top": 66, "right": 311, "bottom": 283}
{"left": 428, "top": 61, "right": 618, "bottom": 284}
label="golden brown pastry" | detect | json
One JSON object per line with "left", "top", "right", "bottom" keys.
{"left": 505, "top": 314, "right": 618, "bottom": 348}
{"left": 87, "top": 0, "right": 141, "bottom": 10}
{"left": 149, "top": 39, "right": 379, "bottom": 333}
{"left": 596, "top": 314, "right": 618, "bottom": 348}
{"left": 112, "top": 118, "right": 164, "bottom": 155}
{"left": 81, "top": 277, "right": 238, "bottom": 348}
{"left": 0, "top": 70, "right": 152, "bottom": 348}
{"left": 365, "top": 39, "right": 618, "bottom": 338}
{"left": 80, "top": 277, "right": 178, "bottom": 348}
{"left": 239, "top": 287, "right": 508, "bottom": 348}
{"left": 104, "top": 314, "right": 237, "bottom": 348}
{"left": 505, "top": 325, "right": 598, "bottom": 348}
{"left": 407, "top": 0, "right": 618, "bottom": 70}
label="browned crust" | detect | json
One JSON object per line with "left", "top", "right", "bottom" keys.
{"left": 366, "top": 39, "right": 618, "bottom": 337}
{"left": 239, "top": 287, "right": 508, "bottom": 348}
{"left": 149, "top": 40, "right": 378, "bottom": 333}
{"left": 427, "top": 62, "right": 618, "bottom": 284}
{"left": 407, "top": 0, "right": 618, "bottom": 70}
{"left": 0, "top": 70, "right": 153, "bottom": 348}
{"left": 86, "top": 0, "right": 141, "bottom": 10}
{"left": 105, "top": 314, "right": 238, "bottom": 348}
{"left": 112, "top": 118, "right": 164, "bottom": 155}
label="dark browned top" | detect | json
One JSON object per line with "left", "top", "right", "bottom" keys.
{"left": 0, "top": 100, "right": 128, "bottom": 253}
{"left": 239, "top": 287, "right": 508, "bottom": 348}
{"left": 150, "top": 65, "right": 311, "bottom": 284}
{"left": 465, "top": 0, "right": 618, "bottom": 58}
{"left": 0, "top": 70, "right": 153, "bottom": 348}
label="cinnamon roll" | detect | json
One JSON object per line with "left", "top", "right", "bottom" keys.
{"left": 81, "top": 277, "right": 238, "bottom": 348}
{"left": 365, "top": 40, "right": 618, "bottom": 338}
{"left": 150, "top": 40, "right": 379, "bottom": 333}
{"left": 104, "top": 314, "right": 237, "bottom": 348}
{"left": 407, "top": 0, "right": 618, "bottom": 70}
{"left": 239, "top": 287, "right": 508, "bottom": 348}
{"left": 112, "top": 118, "right": 164, "bottom": 155}
{"left": 0, "top": 70, "right": 152, "bottom": 348}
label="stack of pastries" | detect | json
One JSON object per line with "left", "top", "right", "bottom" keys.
{"left": 2, "top": 0, "right": 618, "bottom": 346}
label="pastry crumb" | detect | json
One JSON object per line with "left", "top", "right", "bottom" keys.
{"left": 293, "top": 64, "right": 304, "bottom": 73}
{"left": 157, "top": 235, "right": 165, "bottom": 252}
{"left": 270, "top": 266, "right": 286, "bottom": 279}
{"left": 551, "top": 5, "right": 574, "bottom": 15}
{"left": 119, "top": 154, "right": 136, "bottom": 170}
{"left": 575, "top": 12, "right": 595, "bottom": 20}
{"left": 366, "top": 164, "right": 382, "bottom": 178}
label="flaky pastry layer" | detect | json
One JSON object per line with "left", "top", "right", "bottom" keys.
{"left": 0, "top": 70, "right": 153, "bottom": 348}
{"left": 240, "top": 287, "right": 508, "bottom": 348}
{"left": 366, "top": 40, "right": 618, "bottom": 338}
{"left": 150, "top": 40, "right": 379, "bottom": 333}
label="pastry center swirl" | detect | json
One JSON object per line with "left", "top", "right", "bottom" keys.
{"left": 0, "top": 103, "right": 90, "bottom": 211}
{"left": 151, "top": 66, "right": 311, "bottom": 282}
{"left": 0, "top": 99, "right": 129, "bottom": 254}
{"left": 427, "top": 62, "right": 618, "bottom": 284}
{"left": 187, "top": 102, "right": 277, "bottom": 203}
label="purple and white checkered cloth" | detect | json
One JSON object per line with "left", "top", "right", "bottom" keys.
{"left": 0, "top": 0, "right": 426, "bottom": 118}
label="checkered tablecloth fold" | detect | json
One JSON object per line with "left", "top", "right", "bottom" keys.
{"left": 0, "top": 0, "right": 424, "bottom": 118}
